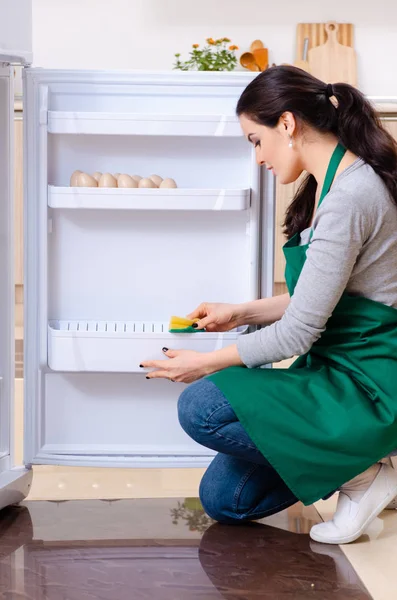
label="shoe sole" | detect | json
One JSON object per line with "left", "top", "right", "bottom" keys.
{"left": 310, "top": 480, "right": 397, "bottom": 545}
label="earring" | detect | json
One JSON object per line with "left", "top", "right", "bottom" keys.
{"left": 288, "top": 134, "right": 293, "bottom": 148}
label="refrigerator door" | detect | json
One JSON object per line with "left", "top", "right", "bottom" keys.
{"left": 0, "top": 0, "right": 32, "bottom": 65}
{"left": 0, "top": 65, "right": 32, "bottom": 507}
{"left": 23, "top": 68, "right": 274, "bottom": 469}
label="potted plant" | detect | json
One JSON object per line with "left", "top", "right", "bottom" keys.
{"left": 174, "top": 38, "right": 239, "bottom": 72}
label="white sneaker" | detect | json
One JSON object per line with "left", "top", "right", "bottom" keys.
{"left": 380, "top": 457, "right": 397, "bottom": 509}
{"left": 386, "top": 496, "right": 397, "bottom": 509}
{"left": 310, "top": 463, "right": 397, "bottom": 544}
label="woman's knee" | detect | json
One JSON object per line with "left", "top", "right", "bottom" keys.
{"left": 177, "top": 379, "right": 226, "bottom": 440}
{"left": 178, "top": 380, "right": 203, "bottom": 438}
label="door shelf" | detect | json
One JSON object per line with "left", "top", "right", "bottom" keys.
{"left": 48, "top": 186, "right": 251, "bottom": 211}
{"left": 47, "top": 111, "right": 241, "bottom": 137}
{"left": 48, "top": 320, "right": 248, "bottom": 373}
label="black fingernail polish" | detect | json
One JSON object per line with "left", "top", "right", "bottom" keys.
{"left": 139, "top": 364, "right": 144, "bottom": 367}
{"left": 146, "top": 376, "right": 150, "bottom": 379}
{"left": 192, "top": 323, "right": 198, "bottom": 328}
{"left": 162, "top": 347, "right": 168, "bottom": 352}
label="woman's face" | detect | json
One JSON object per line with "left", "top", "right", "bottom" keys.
{"left": 239, "top": 113, "right": 304, "bottom": 184}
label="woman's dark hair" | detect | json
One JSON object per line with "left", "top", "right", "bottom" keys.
{"left": 236, "top": 65, "right": 397, "bottom": 239}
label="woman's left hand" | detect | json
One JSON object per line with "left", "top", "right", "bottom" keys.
{"left": 140, "top": 348, "right": 212, "bottom": 384}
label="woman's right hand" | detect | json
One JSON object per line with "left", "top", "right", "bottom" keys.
{"left": 186, "top": 302, "right": 243, "bottom": 332}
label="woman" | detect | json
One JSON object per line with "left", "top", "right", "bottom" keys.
{"left": 141, "top": 66, "right": 397, "bottom": 544}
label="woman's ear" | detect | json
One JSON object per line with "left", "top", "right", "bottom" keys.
{"left": 279, "top": 111, "right": 296, "bottom": 136}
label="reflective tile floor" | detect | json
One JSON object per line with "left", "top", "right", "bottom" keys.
{"left": 0, "top": 498, "right": 371, "bottom": 599}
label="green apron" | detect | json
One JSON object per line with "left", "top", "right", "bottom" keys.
{"left": 208, "top": 144, "right": 397, "bottom": 506}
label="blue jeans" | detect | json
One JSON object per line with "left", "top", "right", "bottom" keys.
{"left": 178, "top": 379, "right": 298, "bottom": 524}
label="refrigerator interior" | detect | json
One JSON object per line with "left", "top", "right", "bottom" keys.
{"left": 23, "top": 70, "right": 271, "bottom": 468}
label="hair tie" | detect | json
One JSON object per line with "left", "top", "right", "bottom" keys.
{"left": 326, "top": 83, "right": 334, "bottom": 98}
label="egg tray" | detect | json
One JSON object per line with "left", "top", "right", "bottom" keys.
{"left": 48, "top": 185, "right": 251, "bottom": 211}
{"left": 70, "top": 171, "right": 177, "bottom": 189}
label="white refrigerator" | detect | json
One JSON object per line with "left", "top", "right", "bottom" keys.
{"left": 0, "top": 1, "right": 276, "bottom": 509}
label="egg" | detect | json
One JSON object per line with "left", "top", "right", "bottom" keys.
{"left": 117, "top": 174, "right": 138, "bottom": 188}
{"left": 131, "top": 175, "right": 142, "bottom": 183}
{"left": 138, "top": 177, "right": 157, "bottom": 189}
{"left": 92, "top": 171, "right": 102, "bottom": 183}
{"left": 114, "top": 173, "right": 120, "bottom": 180}
{"left": 149, "top": 174, "right": 163, "bottom": 187}
{"left": 77, "top": 172, "right": 98, "bottom": 187}
{"left": 98, "top": 173, "right": 118, "bottom": 188}
{"left": 160, "top": 178, "right": 177, "bottom": 189}
{"left": 70, "top": 170, "right": 83, "bottom": 186}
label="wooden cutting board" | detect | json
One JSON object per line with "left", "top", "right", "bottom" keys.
{"left": 307, "top": 21, "right": 357, "bottom": 86}
{"left": 296, "top": 22, "right": 354, "bottom": 61}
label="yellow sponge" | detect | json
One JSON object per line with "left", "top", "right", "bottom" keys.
{"left": 168, "top": 315, "right": 205, "bottom": 333}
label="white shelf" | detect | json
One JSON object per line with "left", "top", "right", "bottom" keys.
{"left": 48, "top": 186, "right": 251, "bottom": 211}
{"left": 47, "top": 111, "right": 242, "bottom": 136}
{"left": 48, "top": 320, "right": 248, "bottom": 373}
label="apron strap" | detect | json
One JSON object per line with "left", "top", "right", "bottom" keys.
{"left": 309, "top": 143, "right": 346, "bottom": 241}
{"left": 318, "top": 143, "right": 347, "bottom": 206}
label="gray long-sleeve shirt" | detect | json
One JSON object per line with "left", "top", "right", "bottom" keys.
{"left": 237, "top": 159, "right": 397, "bottom": 368}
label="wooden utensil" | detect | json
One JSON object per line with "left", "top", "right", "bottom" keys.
{"left": 307, "top": 21, "right": 357, "bottom": 86}
{"left": 253, "top": 48, "right": 269, "bottom": 71}
{"left": 296, "top": 22, "right": 354, "bottom": 63}
{"left": 250, "top": 39, "right": 264, "bottom": 53}
{"left": 294, "top": 37, "right": 310, "bottom": 72}
{"left": 240, "top": 52, "right": 260, "bottom": 72}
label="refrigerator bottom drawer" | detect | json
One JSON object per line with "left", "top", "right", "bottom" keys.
{"left": 48, "top": 321, "right": 248, "bottom": 373}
